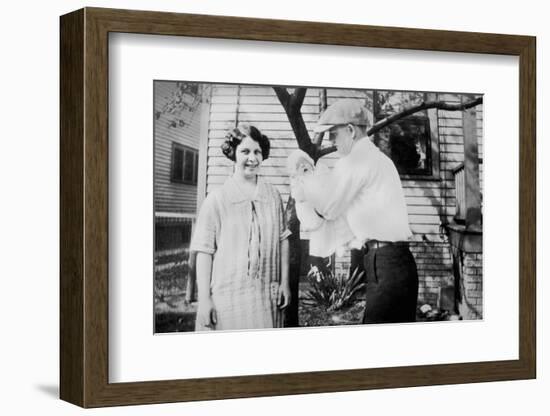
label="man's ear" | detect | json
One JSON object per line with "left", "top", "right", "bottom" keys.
{"left": 347, "top": 123, "right": 356, "bottom": 140}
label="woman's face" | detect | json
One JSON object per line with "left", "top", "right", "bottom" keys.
{"left": 234, "top": 136, "right": 263, "bottom": 180}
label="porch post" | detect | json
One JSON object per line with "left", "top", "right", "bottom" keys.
{"left": 462, "top": 106, "right": 482, "bottom": 230}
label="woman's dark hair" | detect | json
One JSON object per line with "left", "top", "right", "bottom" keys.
{"left": 221, "top": 123, "right": 270, "bottom": 161}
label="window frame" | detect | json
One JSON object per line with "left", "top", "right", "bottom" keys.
{"left": 372, "top": 90, "right": 441, "bottom": 181}
{"left": 170, "top": 142, "right": 199, "bottom": 185}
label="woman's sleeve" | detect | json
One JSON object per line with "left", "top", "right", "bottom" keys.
{"left": 190, "top": 194, "right": 219, "bottom": 255}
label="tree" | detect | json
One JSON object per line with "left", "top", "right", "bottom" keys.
{"left": 273, "top": 86, "right": 482, "bottom": 326}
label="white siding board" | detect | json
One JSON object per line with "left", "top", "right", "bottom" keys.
{"left": 211, "top": 112, "right": 319, "bottom": 122}
{"left": 438, "top": 118, "right": 463, "bottom": 127}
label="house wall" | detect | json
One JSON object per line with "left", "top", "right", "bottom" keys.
{"left": 203, "top": 84, "right": 483, "bottom": 310}
{"left": 154, "top": 81, "right": 202, "bottom": 214}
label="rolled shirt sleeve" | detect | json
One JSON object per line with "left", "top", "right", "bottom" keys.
{"left": 303, "top": 155, "right": 368, "bottom": 221}
{"left": 299, "top": 138, "right": 412, "bottom": 243}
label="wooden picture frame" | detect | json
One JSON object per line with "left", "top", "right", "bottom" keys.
{"left": 60, "top": 7, "right": 536, "bottom": 408}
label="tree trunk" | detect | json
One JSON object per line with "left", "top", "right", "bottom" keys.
{"left": 283, "top": 197, "right": 301, "bottom": 327}
{"left": 273, "top": 87, "right": 315, "bottom": 327}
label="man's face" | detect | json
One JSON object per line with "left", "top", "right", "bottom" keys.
{"left": 328, "top": 124, "right": 354, "bottom": 156}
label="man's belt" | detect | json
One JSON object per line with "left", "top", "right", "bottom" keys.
{"left": 364, "top": 240, "right": 409, "bottom": 250}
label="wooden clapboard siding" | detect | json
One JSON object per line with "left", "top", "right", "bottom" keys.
{"left": 209, "top": 120, "right": 324, "bottom": 132}
{"left": 211, "top": 95, "right": 320, "bottom": 105}
{"left": 204, "top": 85, "right": 483, "bottom": 308}
{"left": 154, "top": 81, "right": 201, "bottom": 214}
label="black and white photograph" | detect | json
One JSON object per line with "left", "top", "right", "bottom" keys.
{"left": 153, "top": 81, "right": 484, "bottom": 333}
{"left": 4, "top": 0, "right": 546, "bottom": 412}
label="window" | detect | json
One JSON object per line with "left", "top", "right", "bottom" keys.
{"left": 171, "top": 142, "right": 198, "bottom": 185}
{"left": 373, "top": 91, "right": 433, "bottom": 177}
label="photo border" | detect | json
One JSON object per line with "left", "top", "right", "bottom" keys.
{"left": 60, "top": 7, "right": 536, "bottom": 407}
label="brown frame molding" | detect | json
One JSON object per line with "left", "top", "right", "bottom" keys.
{"left": 60, "top": 7, "right": 536, "bottom": 408}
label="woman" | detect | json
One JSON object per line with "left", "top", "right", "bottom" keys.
{"left": 191, "top": 123, "right": 291, "bottom": 331}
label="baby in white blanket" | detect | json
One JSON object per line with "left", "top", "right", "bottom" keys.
{"left": 286, "top": 150, "right": 359, "bottom": 258}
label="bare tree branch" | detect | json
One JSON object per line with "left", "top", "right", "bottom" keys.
{"left": 312, "top": 90, "right": 328, "bottom": 148}
{"left": 317, "top": 145, "right": 338, "bottom": 158}
{"left": 273, "top": 86, "right": 290, "bottom": 108}
{"left": 311, "top": 131, "right": 325, "bottom": 148}
{"left": 368, "top": 97, "right": 483, "bottom": 136}
{"left": 317, "top": 97, "right": 483, "bottom": 159}
{"left": 273, "top": 86, "right": 314, "bottom": 156}
{"left": 290, "top": 87, "right": 307, "bottom": 111}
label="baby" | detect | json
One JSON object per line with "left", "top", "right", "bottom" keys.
{"left": 286, "top": 150, "right": 323, "bottom": 231}
{"left": 287, "top": 150, "right": 356, "bottom": 258}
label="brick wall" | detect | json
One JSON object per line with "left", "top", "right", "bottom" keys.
{"left": 458, "top": 252, "right": 483, "bottom": 319}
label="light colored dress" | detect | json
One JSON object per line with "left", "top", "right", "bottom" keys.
{"left": 191, "top": 176, "right": 291, "bottom": 331}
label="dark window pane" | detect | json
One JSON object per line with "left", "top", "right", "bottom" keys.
{"left": 193, "top": 152, "right": 199, "bottom": 184}
{"left": 183, "top": 149, "right": 195, "bottom": 182}
{"left": 374, "top": 91, "right": 431, "bottom": 176}
{"left": 172, "top": 147, "right": 184, "bottom": 181}
{"left": 374, "top": 117, "right": 431, "bottom": 175}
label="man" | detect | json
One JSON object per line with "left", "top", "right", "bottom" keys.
{"left": 299, "top": 99, "right": 419, "bottom": 324}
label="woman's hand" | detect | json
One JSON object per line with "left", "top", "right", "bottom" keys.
{"left": 197, "top": 297, "right": 217, "bottom": 329}
{"left": 277, "top": 283, "right": 291, "bottom": 309}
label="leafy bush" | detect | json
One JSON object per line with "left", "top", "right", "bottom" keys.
{"left": 154, "top": 249, "right": 190, "bottom": 300}
{"left": 303, "top": 265, "right": 365, "bottom": 312}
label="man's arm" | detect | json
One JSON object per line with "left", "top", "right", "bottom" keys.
{"left": 302, "top": 160, "right": 366, "bottom": 220}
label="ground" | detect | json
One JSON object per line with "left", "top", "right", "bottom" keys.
{"left": 154, "top": 268, "right": 366, "bottom": 332}
{"left": 153, "top": 255, "right": 446, "bottom": 332}
{"left": 299, "top": 300, "right": 365, "bottom": 327}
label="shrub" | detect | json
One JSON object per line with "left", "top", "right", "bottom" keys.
{"left": 303, "top": 265, "right": 365, "bottom": 312}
